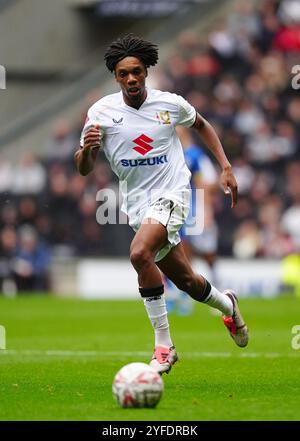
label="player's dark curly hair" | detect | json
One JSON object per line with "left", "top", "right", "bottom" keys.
{"left": 104, "top": 34, "right": 159, "bottom": 73}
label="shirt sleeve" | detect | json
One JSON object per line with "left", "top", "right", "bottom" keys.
{"left": 175, "top": 94, "right": 197, "bottom": 127}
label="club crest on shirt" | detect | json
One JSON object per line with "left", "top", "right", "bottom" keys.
{"left": 156, "top": 111, "right": 171, "bottom": 125}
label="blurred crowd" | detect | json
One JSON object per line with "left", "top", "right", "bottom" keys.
{"left": 1, "top": 0, "right": 300, "bottom": 292}
{"left": 152, "top": 0, "right": 300, "bottom": 258}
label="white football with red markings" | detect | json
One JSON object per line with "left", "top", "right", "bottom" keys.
{"left": 112, "top": 362, "right": 164, "bottom": 408}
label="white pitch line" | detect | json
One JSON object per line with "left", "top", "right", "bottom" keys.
{"left": 0, "top": 350, "right": 149, "bottom": 357}
{"left": 0, "top": 350, "right": 299, "bottom": 358}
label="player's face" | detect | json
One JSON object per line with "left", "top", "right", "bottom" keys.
{"left": 115, "top": 57, "right": 147, "bottom": 107}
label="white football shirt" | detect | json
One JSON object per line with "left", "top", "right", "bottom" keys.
{"left": 80, "top": 88, "right": 196, "bottom": 222}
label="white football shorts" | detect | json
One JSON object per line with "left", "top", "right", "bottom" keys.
{"left": 130, "top": 190, "right": 191, "bottom": 262}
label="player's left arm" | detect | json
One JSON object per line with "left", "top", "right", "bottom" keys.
{"left": 191, "top": 112, "right": 238, "bottom": 208}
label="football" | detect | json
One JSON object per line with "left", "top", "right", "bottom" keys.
{"left": 112, "top": 362, "right": 164, "bottom": 408}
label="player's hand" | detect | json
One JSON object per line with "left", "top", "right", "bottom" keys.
{"left": 83, "top": 124, "right": 102, "bottom": 152}
{"left": 221, "top": 166, "right": 238, "bottom": 208}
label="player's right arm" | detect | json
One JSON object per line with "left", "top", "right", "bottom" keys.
{"left": 74, "top": 125, "right": 101, "bottom": 176}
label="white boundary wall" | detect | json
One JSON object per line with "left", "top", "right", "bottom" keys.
{"left": 76, "top": 258, "right": 283, "bottom": 299}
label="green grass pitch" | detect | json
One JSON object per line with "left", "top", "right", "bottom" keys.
{"left": 0, "top": 295, "right": 299, "bottom": 421}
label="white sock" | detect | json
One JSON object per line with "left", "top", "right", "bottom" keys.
{"left": 143, "top": 295, "right": 173, "bottom": 348}
{"left": 203, "top": 285, "right": 233, "bottom": 316}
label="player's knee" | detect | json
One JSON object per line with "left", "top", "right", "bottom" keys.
{"left": 130, "top": 246, "right": 153, "bottom": 271}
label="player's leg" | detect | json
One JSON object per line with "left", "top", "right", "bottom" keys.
{"left": 164, "top": 238, "right": 194, "bottom": 315}
{"left": 130, "top": 218, "right": 167, "bottom": 288}
{"left": 177, "top": 238, "right": 194, "bottom": 315}
{"left": 181, "top": 236, "right": 193, "bottom": 261}
{"left": 157, "top": 242, "right": 248, "bottom": 347}
{"left": 156, "top": 242, "right": 230, "bottom": 308}
{"left": 129, "top": 219, "right": 177, "bottom": 373}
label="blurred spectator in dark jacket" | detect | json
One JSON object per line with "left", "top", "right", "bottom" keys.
{"left": 13, "top": 225, "right": 51, "bottom": 292}
{"left": 0, "top": 227, "right": 17, "bottom": 296}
